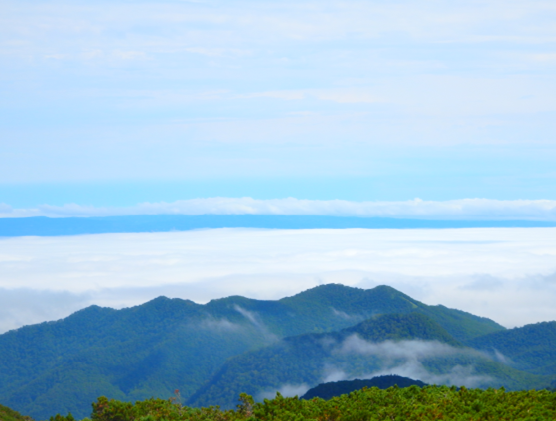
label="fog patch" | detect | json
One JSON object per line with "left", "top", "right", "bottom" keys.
{"left": 234, "top": 305, "right": 278, "bottom": 341}
{"left": 337, "top": 335, "right": 457, "bottom": 360}
{"left": 198, "top": 317, "right": 243, "bottom": 332}
{"left": 258, "top": 383, "right": 310, "bottom": 401}
{"left": 331, "top": 307, "right": 364, "bottom": 321}
{"left": 322, "top": 364, "right": 349, "bottom": 383}
{"left": 334, "top": 335, "right": 492, "bottom": 388}
{"left": 492, "top": 349, "right": 510, "bottom": 364}
{"left": 367, "top": 361, "right": 492, "bottom": 389}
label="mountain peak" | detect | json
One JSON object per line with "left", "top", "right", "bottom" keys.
{"left": 344, "top": 313, "right": 461, "bottom": 346}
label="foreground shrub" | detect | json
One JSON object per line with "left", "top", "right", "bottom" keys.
{"left": 55, "top": 385, "right": 556, "bottom": 421}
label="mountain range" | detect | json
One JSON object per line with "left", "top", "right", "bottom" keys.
{"left": 1, "top": 284, "right": 555, "bottom": 420}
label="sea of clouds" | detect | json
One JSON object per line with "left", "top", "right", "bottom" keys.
{"left": 1, "top": 227, "right": 555, "bottom": 333}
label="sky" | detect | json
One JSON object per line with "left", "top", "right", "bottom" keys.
{"left": 1, "top": 0, "right": 556, "bottom": 206}
{"left": 1, "top": 0, "right": 556, "bottom": 333}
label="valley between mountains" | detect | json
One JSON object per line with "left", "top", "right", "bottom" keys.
{"left": 1, "top": 284, "right": 555, "bottom": 420}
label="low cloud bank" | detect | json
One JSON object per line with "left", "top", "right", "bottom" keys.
{"left": 337, "top": 336, "right": 456, "bottom": 360}
{"left": 2, "top": 198, "right": 556, "bottom": 220}
{"left": 369, "top": 361, "right": 491, "bottom": 389}
{"left": 0, "top": 228, "right": 555, "bottom": 332}
{"left": 331, "top": 337, "right": 493, "bottom": 388}
{"left": 258, "top": 383, "right": 311, "bottom": 401}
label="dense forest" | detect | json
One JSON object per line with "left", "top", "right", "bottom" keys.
{"left": 0, "top": 403, "right": 32, "bottom": 421}
{"left": 1, "top": 284, "right": 555, "bottom": 420}
{"left": 44, "top": 386, "right": 556, "bottom": 421}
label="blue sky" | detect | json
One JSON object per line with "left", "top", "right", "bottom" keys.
{"left": 2, "top": 0, "right": 556, "bottom": 209}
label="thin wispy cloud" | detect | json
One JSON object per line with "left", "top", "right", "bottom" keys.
{"left": 2, "top": 198, "right": 556, "bottom": 220}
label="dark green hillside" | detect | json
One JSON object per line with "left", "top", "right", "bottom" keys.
{"left": 343, "top": 313, "right": 461, "bottom": 346}
{"left": 0, "top": 284, "right": 506, "bottom": 420}
{"left": 467, "top": 321, "right": 556, "bottom": 375}
{"left": 0, "top": 297, "right": 269, "bottom": 419}
{"left": 301, "top": 375, "right": 428, "bottom": 400}
{"left": 188, "top": 313, "right": 533, "bottom": 409}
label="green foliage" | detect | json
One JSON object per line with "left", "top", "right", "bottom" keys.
{"left": 342, "top": 313, "right": 462, "bottom": 346}
{"left": 87, "top": 387, "right": 556, "bottom": 421}
{"left": 0, "top": 403, "right": 34, "bottom": 421}
{"left": 280, "top": 284, "right": 504, "bottom": 341}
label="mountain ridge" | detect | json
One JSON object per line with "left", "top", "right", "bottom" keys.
{"left": 0, "top": 284, "right": 537, "bottom": 420}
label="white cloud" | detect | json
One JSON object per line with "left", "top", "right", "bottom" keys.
{"left": 258, "top": 383, "right": 310, "bottom": 400}
{"left": 0, "top": 227, "right": 555, "bottom": 332}
{"left": 2, "top": 197, "right": 556, "bottom": 220}
{"left": 335, "top": 337, "right": 493, "bottom": 388}
{"left": 368, "top": 361, "right": 492, "bottom": 389}
{"left": 234, "top": 304, "right": 278, "bottom": 341}
{"left": 199, "top": 317, "right": 243, "bottom": 332}
{"left": 337, "top": 336, "right": 457, "bottom": 360}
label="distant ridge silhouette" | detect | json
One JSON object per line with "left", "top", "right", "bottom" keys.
{"left": 301, "top": 375, "right": 428, "bottom": 400}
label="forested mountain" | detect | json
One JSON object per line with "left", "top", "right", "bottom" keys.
{"left": 300, "top": 375, "right": 428, "bottom": 400}
{"left": 466, "top": 321, "right": 556, "bottom": 375}
{"left": 0, "top": 284, "right": 547, "bottom": 420}
{"left": 187, "top": 313, "right": 552, "bottom": 409}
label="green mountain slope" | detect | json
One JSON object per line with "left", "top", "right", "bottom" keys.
{"left": 0, "top": 403, "right": 33, "bottom": 421}
{"left": 466, "top": 321, "right": 556, "bottom": 375}
{"left": 279, "top": 284, "right": 504, "bottom": 341}
{"left": 0, "top": 284, "right": 505, "bottom": 419}
{"left": 342, "top": 313, "right": 462, "bottom": 346}
{"left": 300, "top": 375, "right": 428, "bottom": 400}
{"left": 0, "top": 298, "right": 269, "bottom": 419}
{"left": 188, "top": 313, "right": 550, "bottom": 409}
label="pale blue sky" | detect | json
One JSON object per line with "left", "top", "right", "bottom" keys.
{"left": 1, "top": 0, "right": 556, "bottom": 208}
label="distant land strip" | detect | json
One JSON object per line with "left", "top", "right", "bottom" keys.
{"left": 1, "top": 215, "right": 556, "bottom": 237}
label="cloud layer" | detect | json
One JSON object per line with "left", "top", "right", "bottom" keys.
{"left": 333, "top": 337, "right": 493, "bottom": 388}
{"left": 1, "top": 227, "right": 555, "bottom": 333}
{"left": 2, "top": 198, "right": 556, "bottom": 220}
